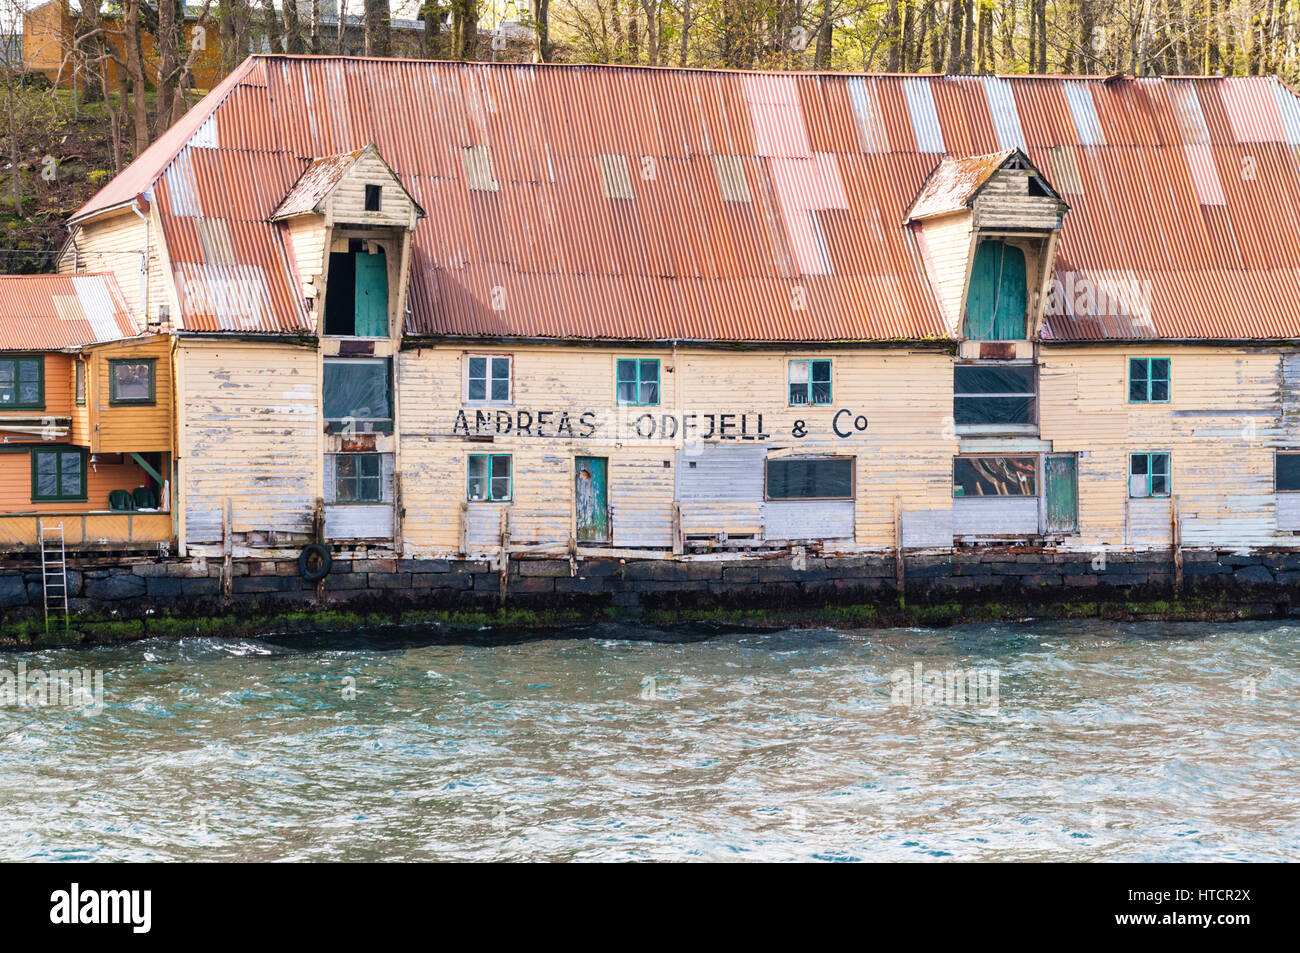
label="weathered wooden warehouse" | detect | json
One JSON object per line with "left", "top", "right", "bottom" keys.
{"left": 49, "top": 57, "right": 1300, "bottom": 561}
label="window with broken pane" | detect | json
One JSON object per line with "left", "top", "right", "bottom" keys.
{"left": 789, "top": 359, "right": 832, "bottom": 406}
{"left": 335, "top": 453, "right": 382, "bottom": 502}
{"left": 616, "top": 358, "right": 659, "bottom": 406}
{"left": 1129, "top": 452, "right": 1171, "bottom": 498}
{"left": 953, "top": 456, "right": 1037, "bottom": 496}
{"left": 1129, "top": 358, "right": 1170, "bottom": 402}
{"left": 954, "top": 364, "right": 1036, "bottom": 426}
{"left": 467, "top": 453, "right": 511, "bottom": 502}
{"left": 467, "top": 355, "right": 512, "bottom": 403}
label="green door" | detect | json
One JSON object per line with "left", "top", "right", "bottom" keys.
{"left": 964, "top": 240, "right": 1028, "bottom": 340}
{"left": 1044, "top": 454, "right": 1078, "bottom": 535}
{"left": 354, "top": 249, "right": 389, "bottom": 337}
{"left": 575, "top": 456, "right": 609, "bottom": 543}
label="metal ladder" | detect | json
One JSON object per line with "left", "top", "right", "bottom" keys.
{"left": 39, "top": 520, "right": 69, "bottom": 638}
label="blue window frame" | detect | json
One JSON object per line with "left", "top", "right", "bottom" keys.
{"left": 1129, "top": 452, "right": 1171, "bottom": 498}
{"left": 467, "top": 453, "right": 512, "bottom": 502}
{"left": 789, "top": 359, "right": 832, "bottom": 406}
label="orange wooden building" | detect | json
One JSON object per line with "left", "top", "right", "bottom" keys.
{"left": 0, "top": 274, "right": 174, "bottom": 551}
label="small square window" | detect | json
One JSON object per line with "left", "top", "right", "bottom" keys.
{"left": 467, "top": 453, "right": 511, "bottom": 502}
{"left": 466, "top": 355, "right": 512, "bottom": 404}
{"left": 616, "top": 358, "right": 660, "bottom": 406}
{"left": 364, "top": 184, "right": 382, "bottom": 212}
{"left": 789, "top": 359, "right": 832, "bottom": 406}
{"left": 31, "top": 448, "right": 86, "bottom": 502}
{"left": 1129, "top": 452, "right": 1171, "bottom": 498}
{"left": 1129, "top": 358, "right": 1170, "bottom": 403}
{"left": 109, "top": 358, "right": 156, "bottom": 405}
{"left": 335, "top": 453, "right": 382, "bottom": 502}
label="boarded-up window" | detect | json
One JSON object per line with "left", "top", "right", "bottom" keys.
{"left": 954, "top": 364, "right": 1035, "bottom": 426}
{"left": 1278, "top": 452, "right": 1300, "bottom": 492}
{"left": 953, "top": 456, "right": 1037, "bottom": 496}
{"left": 964, "top": 240, "right": 1028, "bottom": 341}
{"left": 766, "top": 458, "right": 854, "bottom": 500}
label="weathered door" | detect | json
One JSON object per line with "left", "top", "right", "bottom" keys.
{"left": 575, "top": 456, "right": 609, "bottom": 543}
{"left": 354, "top": 249, "right": 388, "bottom": 337}
{"left": 1044, "top": 454, "right": 1078, "bottom": 535}
{"left": 964, "top": 240, "right": 1028, "bottom": 340}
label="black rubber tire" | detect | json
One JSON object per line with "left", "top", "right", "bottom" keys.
{"left": 298, "top": 544, "right": 332, "bottom": 582}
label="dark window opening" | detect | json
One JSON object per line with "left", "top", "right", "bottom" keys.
{"left": 1278, "top": 453, "right": 1300, "bottom": 492}
{"left": 954, "top": 364, "right": 1036, "bottom": 426}
{"left": 953, "top": 456, "right": 1037, "bottom": 497}
{"left": 324, "top": 240, "right": 388, "bottom": 337}
{"left": 364, "top": 184, "right": 382, "bottom": 212}
{"left": 1129, "top": 357, "right": 1170, "bottom": 403}
{"left": 324, "top": 358, "right": 392, "bottom": 431}
{"left": 766, "top": 458, "right": 854, "bottom": 500}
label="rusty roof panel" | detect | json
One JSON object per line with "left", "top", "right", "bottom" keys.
{"left": 65, "top": 59, "right": 1300, "bottom": 342}
{"left": 0, "top": 274, "right": 137, "bottom": 350}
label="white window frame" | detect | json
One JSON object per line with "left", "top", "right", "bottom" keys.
{"left": 464, "top": 353, "right": 514, "bottom": 406}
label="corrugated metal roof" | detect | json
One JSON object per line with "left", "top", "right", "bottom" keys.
{"left": 905, "top": 150, "right": 1015, "bottom": 221}
{"left": 0, "top": 274, "right": 137, "bottom": 350}
{"left": 68, "top": 59, "right": 1300, "bottom": 342}
{"left": 272, "top": 147, "right": 367, "bottom": 219}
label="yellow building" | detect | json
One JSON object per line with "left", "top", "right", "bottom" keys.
{"left": 49, "top": 58, "right": 1300, "bottom": 564}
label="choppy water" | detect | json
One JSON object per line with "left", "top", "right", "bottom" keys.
{"left": 0, "top": 619, "right": 1297, "bottom": 862}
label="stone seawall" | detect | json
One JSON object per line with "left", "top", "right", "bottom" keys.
{"left": 1, "top": 548, "right": 1298, "bottom": 636}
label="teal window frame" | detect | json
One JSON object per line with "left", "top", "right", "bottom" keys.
{"left": 108, "top": 357, "right": 156, "bottom": 406}
{"left": 0, "top": 356, "right": 44, "bottom": 410}
{"left": 788, "top": 359, "right": 832, "bottom": 406}
{"left": 467, "top": 453, "right": 512, "bottom": 502}
{"left": 1129, "top": 452, "right": 1171, "bottom": 498}
{"left": 335, "top": 453, "right": 382, "bottom": 503}
{"left": 616, "top": 358, "right": 660, "bottom": 406}
{"left": 31, "top": 447, "right": 87, "bottom": 503}
{"left": 74, "top": 359, "right": 86, "bottom": 406}
{"left": 1128, "top": 357, "right": 1170, "bottom": 403}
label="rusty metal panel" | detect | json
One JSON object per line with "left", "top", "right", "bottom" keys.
{"left": 0, "top": 274, "right": 136, "bottom": 350}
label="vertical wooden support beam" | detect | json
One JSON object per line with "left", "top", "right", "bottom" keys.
{"left": 312, "top": 496, "right": 326, "bottom": 602}
{"left": 458, "top": 501, "right": 468, "bottom": 557}
{"left": 498, "top": 507, "right": 511, "bottom": 602}
{"left": 894, "top": 496, "right": 905, "bottom": 597}
{"left": 221, "top": 498, "right": 233, "bottom": 598}
{"left": 1172, "top": 497, "right": 1183, "bottom": 593}
{"left": 672, "top": 501, "right": 683, "bottom": 556}
{"left": 392, "top": 472, "right": 404, "bottom": 557}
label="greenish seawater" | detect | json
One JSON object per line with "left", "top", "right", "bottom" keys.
{"left": 1, "top": 618, "right": 1296, "bottom": 861}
